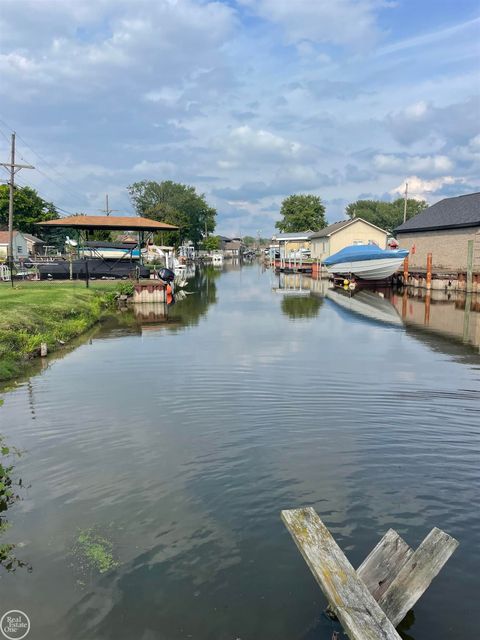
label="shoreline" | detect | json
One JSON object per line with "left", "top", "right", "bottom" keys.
{"left": 0, "top": 281, "right": 130, "bottom": 384}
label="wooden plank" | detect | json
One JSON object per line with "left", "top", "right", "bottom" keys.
{"left": 281, "top": 508, "right": 401, "bottom": 640}
{"left": 378, "top": 527, "right": 459, "bottom": 627}
{"left": 357, "top": 529, "right": 413, "bottom": 601}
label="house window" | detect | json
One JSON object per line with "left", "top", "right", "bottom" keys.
{"left": 17, "top": 246, "right": 24, "bottom": 253}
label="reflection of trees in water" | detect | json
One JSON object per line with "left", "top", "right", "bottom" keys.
{"left": 161, "top": 267, "right": 219, "bottom": 330}
{"left": 281, "top": 294, "right": 322, "bottom": 319}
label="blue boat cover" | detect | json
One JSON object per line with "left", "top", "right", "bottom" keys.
{"left": 323, "top": 244, "right": 408, "bottom": 266}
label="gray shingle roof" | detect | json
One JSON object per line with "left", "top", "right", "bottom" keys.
{"left": 310, "top": 220, "right": 353, "bottom": 238}
{"left": 395, "top": 192, "right": 480, "bottom": 233}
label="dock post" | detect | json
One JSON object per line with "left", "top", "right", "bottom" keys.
{"left": 466, "top": 239, "right": 474, "bottom": 293}
{"left": 403, "top": 256, "right": 409, "bottom": 285}
{"left": 426, "top": 253, "right": 432, "bottom": 290}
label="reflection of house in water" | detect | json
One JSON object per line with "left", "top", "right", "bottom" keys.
{"left": 272, "top": 272, "right": 329, "bottom": 297}
{"left": 271, "top": 273, "right": 326, "bottom": 319}
{"left": 391, "top": 290, "right": 480, "bottom": 351}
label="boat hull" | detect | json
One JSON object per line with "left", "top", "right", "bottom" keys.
{"left": 326, "top": 256, "right": 405, "bottom": 280}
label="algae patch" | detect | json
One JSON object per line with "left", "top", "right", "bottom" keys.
{"left": 71, "top": 527, "right": 119, "bottom": 577}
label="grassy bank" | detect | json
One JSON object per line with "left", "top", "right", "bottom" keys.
{"left": 0, "top": 281, "right": 128, "bottom": 382}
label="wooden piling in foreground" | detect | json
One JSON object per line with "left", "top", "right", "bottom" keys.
{"left": 281, "top": 507, "right": 459, "bottom": 640}
{"left": 282, "top": 508, "right": 401, "bottom": 640}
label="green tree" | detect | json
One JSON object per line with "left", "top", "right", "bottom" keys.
{"left": 345, "top": 198, "right": 428, "bottom": 234}
{"left": 0, "top": 185, "right": 59, "bottom": 235}
{"left": 275, "top": 194, "right": 326, "bottom": 233}
{"left": 242, "top": 235, "right": 256, "bottom": 247}
{"left": 127, "top": 180, "right": 216, "bottom": 247}
{"left": 202, "top": 235, "right": 220, "bottom": 251}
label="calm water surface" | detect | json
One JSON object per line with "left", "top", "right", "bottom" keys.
{"left": 1, "top": 265, "right": 479, "bottom": 639}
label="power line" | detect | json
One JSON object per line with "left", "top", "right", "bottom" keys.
{"left": 8, "top": 174, "right": 77, "bottom": 217}
{"left": 0, "top": 115, "right": 88, "bottom": 204}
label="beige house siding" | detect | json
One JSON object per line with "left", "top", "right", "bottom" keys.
{"left": 397, "top": 227, "right": 480, "bottom": 271}
{"left": 311, "top": 219, "right": 387, "bottom": 261}
{"left": 311, "top": 237, "right": 330, "bottom": 260}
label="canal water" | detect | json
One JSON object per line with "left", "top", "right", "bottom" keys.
{"left": 0, "top": 264, "right": 479, "bottom": 639}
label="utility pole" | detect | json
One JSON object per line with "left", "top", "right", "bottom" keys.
{"left": 0, "top": 133, "right": 34, "bottom": 285}
{"left": 403, "top": 181, "right": 409, "bottom": 224}
{"left": 99, "top": 194, "right": 118, "bottom": 216}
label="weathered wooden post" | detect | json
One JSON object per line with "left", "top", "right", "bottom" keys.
{"left": 466, "top": 239, "right": 474, "bottom": 293}
{"left": 281, "top": 507, "right": 458, "bottom": 640}
{"left": 403, "top": 256, "right": 409, "bottom": 285}
{"left": 426, "top": 252, "right": 432, "bottom": 290}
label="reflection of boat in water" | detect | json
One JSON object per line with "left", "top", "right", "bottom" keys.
{"left": 324, "top": 245, "right": 408, "bottom": 280}
{"left": 327, "top": 288, "right": 403, "bottom": 326}
{"left": 211, "top": 251, "right": 224, "bottom": 266}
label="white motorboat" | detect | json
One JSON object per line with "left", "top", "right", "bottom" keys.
{"left": 324, "top": 245, "right": 408, "bottom": 280}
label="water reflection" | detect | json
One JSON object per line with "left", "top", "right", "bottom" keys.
{"left": 281, "top": 295, "right": 323, "bottom": 319}
{"left": 391, "top": 289, "right": 480, "bottom": 351}
{"left": 326, "top": 288, "right": 403, "bottom": 326}
{"left": 0, "top": 266, "right": 479, "bottom": 640}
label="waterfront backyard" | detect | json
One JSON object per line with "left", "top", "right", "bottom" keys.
{"left": 0, "top": 264, "right": 479, "bottom": 639}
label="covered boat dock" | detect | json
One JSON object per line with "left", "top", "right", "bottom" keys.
{"left": 37, "top": 214, "right": 179, "bottom": 284}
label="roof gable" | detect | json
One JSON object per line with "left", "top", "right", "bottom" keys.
{"left": 310, "top": 217, "right": 388, "bottom": 238}
{"left": 273, "top": 230, "right": 314, "bottom": 241}
{"left": 396, "top": 192, "right": 480, "bottom": 233}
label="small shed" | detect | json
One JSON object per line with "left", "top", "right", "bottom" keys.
{"left": 395, "top": 193, "right": 480, "bottom": 272}
{"left": 310, "top": 218, "right": 388, "bottom": 261}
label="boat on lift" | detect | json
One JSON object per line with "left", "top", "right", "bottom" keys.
{"left": 323, "top": 244, "right": 408, "bottom": 281}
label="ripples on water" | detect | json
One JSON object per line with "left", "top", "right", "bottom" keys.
{"left": 0, "top": 265, "right": 479, "bottom": 639}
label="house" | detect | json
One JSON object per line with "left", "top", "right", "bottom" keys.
{"left": 310, "top": 218, "right": 388, "bottom": 262}
{"left": 395, "top": 193, "right": 480, "bottom": 271}
{"left": 223, "top": 239, "right": 244, "bottom": 258}
{"left": 272, "top": 231, "right": 313, "bottom": 259}
{"left": 23, "top": 233, "right": 46, "bottom": 256}
{"left": 0, "top": 231, "right": 29, "bottom": 260}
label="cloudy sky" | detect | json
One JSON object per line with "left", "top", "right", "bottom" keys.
{"left": 0, "top": 0, "right": 479, "bottom": 236}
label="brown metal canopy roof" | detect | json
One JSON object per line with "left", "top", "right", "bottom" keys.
{"left": 37, "top": 215, "right": 179, "bottom": 232}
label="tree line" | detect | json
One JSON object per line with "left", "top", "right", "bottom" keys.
{"left": 274, "top": 193, "right": 428, "bottom": 235}
{"left": 0, "top": 182, "right": 429, "bottom": 247}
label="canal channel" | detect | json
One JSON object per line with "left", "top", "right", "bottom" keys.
{"left": 0, "top": 263, "right": 479, "bottom": 639}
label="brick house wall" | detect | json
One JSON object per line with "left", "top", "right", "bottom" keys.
{"left": 397, "top": 227, "right": 480, "bottom": 271}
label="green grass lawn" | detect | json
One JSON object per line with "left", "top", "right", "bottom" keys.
{"left": 0, "top": 280, "right": 122, "bottom": 381}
